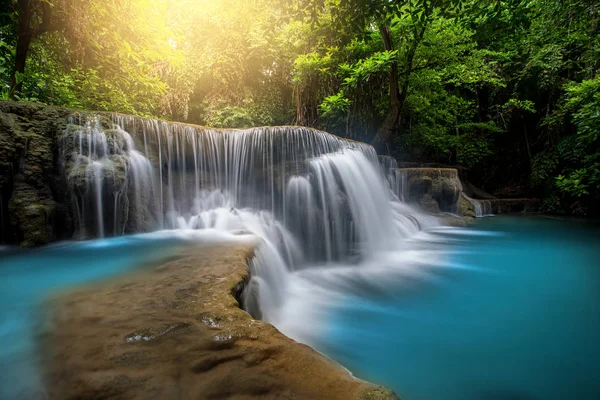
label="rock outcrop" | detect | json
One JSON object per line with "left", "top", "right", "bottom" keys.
{"left": 41, "top": 243, "right": 398, "bottom": 400}
{"left": 400, "top": 168, "right": 463, "bottom": 214}
{"left": 1, "top": 101, "right": 544, "bottom": 246}
{"left": 0, "top": 101, "right": 72, "bottom": 246}
{"left": 379, "top": 158, "right": 540, "bottom": 220}
{"left": 489, "top": 198, "right": 541, "bottom": 214}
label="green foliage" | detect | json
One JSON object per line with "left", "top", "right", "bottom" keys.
{"left": 0, "top": 17, "right": 15, "bottom": 97}
{"left": 557, "top": 170, "right": 590, "bottom": 198}
{"left": 1, "top": 0, "right": 600, "bottom": 214}
{"left": 539, "top": 194, "right": 565, "bottom": 215}
{"left": 320, "top": 91, "right": 351, "bottom": 122}
{"left": 564, "top": 77, "right": 600, "bottom": 146}
{"left": 292, "top": 52, "right": 335, "bottom": 86}
{"left": 548, "top": 76, "right": 600, "bottom": 206}
{"left": 503, "top": 99, "right": 536, "bottom": 114}
{"left": 201, "top": 98, "right": 277, "bottom": 128}
{"left": 340, "top": 51, "right": 398, "bottom": 89}
{"left": 531, "top": 151, "right": 559, "bottom": 188}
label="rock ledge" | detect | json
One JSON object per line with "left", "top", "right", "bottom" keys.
{"left": 41, "top": 243, "right": 398, "bottom": 400}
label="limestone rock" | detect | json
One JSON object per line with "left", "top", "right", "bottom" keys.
{"left": 0, "top": 101, "right": 73, "bottom": 245}
{"left": 489, "top": 198, "right": 540, "bottom": 214}
{"left": 8, "top": 182, "right": 55, "bottom": 247}
{"left": 400, "top": 168, "right": 463, "bottom": 214}
{"left": 41, "top": 244, "right": 399, "bottom": 400}
{"left": 459, "top": 194, "right": 476, "bottom": 218}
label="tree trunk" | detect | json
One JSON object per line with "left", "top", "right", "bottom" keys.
{"left": 372, "top": 24, "right": 427, "bottom": 151}
{"left": 9, "top": 0, "right": 33, "bottom": 99}
{"left": 371, "top": 25, "right": 401, "bottom": 150}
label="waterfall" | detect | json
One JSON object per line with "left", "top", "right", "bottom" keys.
{"left": 379, "top": 156, "right": 407, "bottom": 201}
{"left": 389, "top": 169, "right": 408, "bottom": 202}
{"left": 61, "top": 118, "right": 157, "bottom": 238}
{"left": 60, "top": 114, "right": 439, "bottom": 331}
{"left": 462, "top": 193, "right": 493, "bottom": 217}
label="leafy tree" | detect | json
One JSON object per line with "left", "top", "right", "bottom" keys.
{"left": 1, "top": 0, "right": 599, "bottom": 213}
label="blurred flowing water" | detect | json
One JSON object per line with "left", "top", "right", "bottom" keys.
{"left": 302, "top": 216, "right": 600, "bottom": 400}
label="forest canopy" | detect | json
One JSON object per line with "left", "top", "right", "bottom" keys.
{"left": 1, "top": 0, "right": 599, "bottom": 215}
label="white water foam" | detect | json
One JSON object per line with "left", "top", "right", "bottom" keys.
{"left": 61, "top": 116, "right": 449, "bottom": 345}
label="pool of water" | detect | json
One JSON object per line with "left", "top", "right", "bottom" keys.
{"left": 0, "top": 233, "right": 194, "bottom": 399}
{"left": 314, "top": 216, "right": 600, "bottom": 400}
{"left": 1, "top": 217, "right": 599, "bottom": 400}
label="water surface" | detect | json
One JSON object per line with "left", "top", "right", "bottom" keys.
{"left": 0, "top": 234, "right": 187, "bottom": 399}
{"left": 2, "top": 217, "right": 599, "bottom": 400}
{"left": 316, "top": 216, "right": 600, "bottom": 400}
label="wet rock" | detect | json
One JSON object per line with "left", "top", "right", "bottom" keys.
{"left": 0, "top": 101, "right": 73, "bottom": 245}
{"left": 489, "top": 198, "right": 540, "bottom": 214}
{"left": 42, "top": 244, "right": 398, "bottom": 400}
{"left": 419, "top": 193, "right": 440, "bottom": 214}
{"left": 459, "top": 194, "right": 476, "bottom": 218}
{"left": 400, "top": 168, "right": 463, "bottom": 214}
{"left": 8, "top": 182, "right": 55, "bottom": 247}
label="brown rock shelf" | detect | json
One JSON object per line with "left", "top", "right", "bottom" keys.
{"left": 41, "top": 242, "right": 397, "bottom": 400}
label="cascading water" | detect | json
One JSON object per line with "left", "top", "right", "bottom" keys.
{"left": 390, "top": 169, "right": 408, "bottom": 202}
{"left": 379, "top": 156, "right": 407, "bottom": 202}
{"left": 462, "top": 193, "right": 493, "bottom": 217}
{"left": 60, "top": 114, "right": 440, "bottom": 339}
{"left": 61, "top": 118, "right": 157, "bottom": 238}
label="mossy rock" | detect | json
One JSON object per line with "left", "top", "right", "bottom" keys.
{"left": 8, "top": 182, "right": 55, "bottom": 247}
{"left": 430, "top": 176, "right": 462, "bottom": 211}
{"left": 0, "top": 113, "right": 22, "bottom": 189}
{"left": 459, "top": 195, "right": 476, "bottom": 218}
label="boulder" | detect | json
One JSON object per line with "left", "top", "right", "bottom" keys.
{"left": 400, "top": 168, "right": 463, "bottom": 214}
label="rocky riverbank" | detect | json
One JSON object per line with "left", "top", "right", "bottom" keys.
{"left": 40, "top": 242, "right": 397, "bottom": 400}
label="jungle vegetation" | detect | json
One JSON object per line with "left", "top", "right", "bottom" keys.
{"left": 1, "top": 0, "right": 598, "bottom": 215}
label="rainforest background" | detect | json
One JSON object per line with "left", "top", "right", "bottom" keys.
{"left": 1, "top": 0, "right": 598, "bottom": 215}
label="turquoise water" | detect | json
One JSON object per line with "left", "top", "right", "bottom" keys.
{"left": 0, "top": 235, "right": 185, "bottom": 399}
{"left": 317, "top": 216, "right": 600, "bottom": 400}
{"left": 1, "top": 217, "right": 599, "bottom": 400}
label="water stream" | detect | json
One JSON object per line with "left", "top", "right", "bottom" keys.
{"left": 59, "top": 116, "right": 439, "bottom": 323}
{"left": 1, "top": 117, "right": 598, "bottom": 398}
